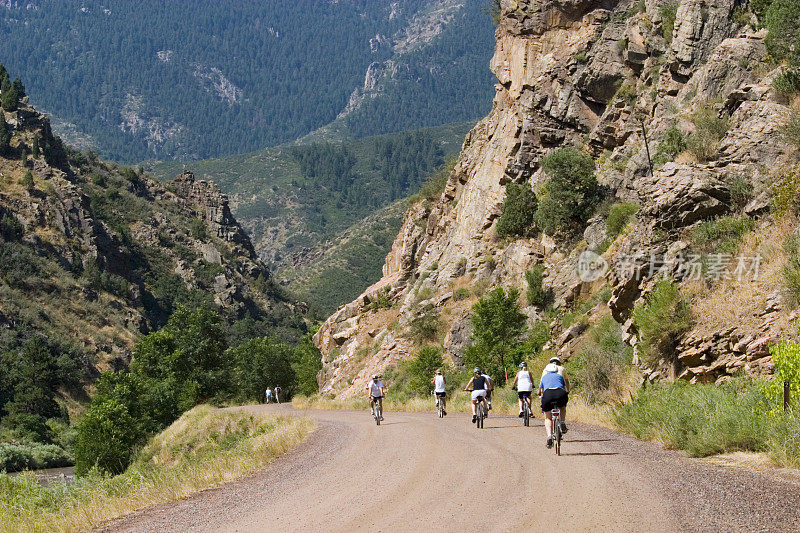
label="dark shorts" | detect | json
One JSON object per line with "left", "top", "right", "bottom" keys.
{"left": 370, "top": 396, "right": 383, "bottom": 401}
{"left": 435, "top": 392, "right": 446, "bottom": 398}
{"left": 518, "top": 391, "right": 532, "bottom": 399}
{"left": 541, "top": 388, "right": 568, "bottom": 412}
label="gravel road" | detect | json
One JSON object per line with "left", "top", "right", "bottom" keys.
{"left": 98, "top": 405, "right": 800, "bottom": 532}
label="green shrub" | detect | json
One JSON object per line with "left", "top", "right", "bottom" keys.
{"left": 653, "top": 125, "right": 686, "bottom": 168}
{"left": 686, "top": 105, "right": 730, "bottom": 162}
{"left": 771, "top": 165, "right": 800, "bottom": 215}
{"left": 291, "top": 332, "right": 322, "bottom": 396}
{"left": 568, "top": 316, "right": 633, "bottom": 405}
{"left": 407, "top": 345, "right": 444, "bottom": 395}
{"left": 764, "top": 0, "right": 800, "bottom": 67}
{"left": 774, "top": 70, "right": 800, "bottom": 95}
{"left": 19, "top": 170, "right": 33, "bottom": 190}
{"left": 726, "top": 173, "right": 754, "bottom": 209}
{"left": 496, "top": 182, "right": 538, "bottom": 239}
{"left": 409, "top": 305, "right": 440, "bottom": 343}
{"left": 536, "top": 147, "right": 603, "bottom": 237}
{"left": 574, "top": 52, "right": 588, "bottom": 63}
{"left": 659, "top": 2, "right": 679, "bottom": 44}
{"left": 691, "top": 215, "right": 755, "bottom": 255}
{"left": 606, "top": 202, "right": 639, "bottom": 238}
{"left": 0, "top": 214, "right": 23, "bottom": 242}
{"left": 188, "top": 218, "right": 208, "bottom": 240}
{"left": 765, "top": 330, "right": 800, "bottom": 408}
{"left": 613, "top": 81, "right": 638, "bottom": 106}
{"left": 632, "top": 278, "right": 691, "bottom": 367}
{"left": 0, "top": 443, "right": 72, "bottom": 473}
{"left": 782, "top": 111, "right": 800, "bottom": 150}
{"left": 525, "top": 264, "right": 551, "bottom": 307}
{"left": 74, "top": 399, "right": 141, "bottom": 475}
{"left": 453, "top": 287, "right": 471, "bottom": 301}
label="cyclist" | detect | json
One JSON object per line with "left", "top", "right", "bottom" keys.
{"left": 367, "top": 374, "right": 386, "bottom": 421}
{"left": 481, "top": 370, "right": 494, "bottom": 412}
{"left": 265, "top": 387, "right": 272, "bottom": 404}
{"left": 538, "top": 356, "right": 570, "bottom": 448}
{"left": 431, "top": 369, "right": 447, "bottom": 415}
{"left": 511, "top": 362, "right": 533, "bottom": 417}
{"left": 464, "top": 367, "right": 488, "bottom": 423}
{"left": 275, "top": 385, "right": 281, "bottom": 404}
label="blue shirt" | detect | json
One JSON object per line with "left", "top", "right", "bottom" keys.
{"left": 539, "top": 371, "right": 566, "bottom": 391}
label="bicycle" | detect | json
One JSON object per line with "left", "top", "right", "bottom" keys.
{"left": 435, "top": 394, "right": 445, "bottom": 418}
{"left": 521, "top": 395, "right": 531, "bottom": 427}
{"left": 371, "top": 397, "right": 382, "bottom": 426}
{"left": 465, "top": 390, "right": 487, "bottom": 429}
{"left": 551, "top": 407, "right": 563, "bottom": 455}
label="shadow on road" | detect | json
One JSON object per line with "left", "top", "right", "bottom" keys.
{"left": 565, "top": 439, "right": 615, "bottom": 443}
{"left": 560, "top": 452, "right": 619, "bottom": 456}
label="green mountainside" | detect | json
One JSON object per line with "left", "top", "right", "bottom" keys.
{"left": 1, "top": 0, "right": 493, "bottom": 162}
{"left": 149, "top": 121, "right": 474, "bottom": 315}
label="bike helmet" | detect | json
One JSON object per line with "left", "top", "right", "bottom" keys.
{"left": 372, "top": 374, "right": 379, "bottom": 379}
{"left": 473, "top": 367, "right": 482, "bottom": 375}
{"left": 435, "top": 370, "right": 442, "bottom": 375}
{"left": 519, "top": 362, "right": 527, "bottom": 368}
{"left": 549, "top": 356, "right": 562, "bottom": 365}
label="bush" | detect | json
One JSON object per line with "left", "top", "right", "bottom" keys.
{"left": 535, "top": 147, "right": 603, "bottom": 237}
{"left": 74, "top": 399, "right": 141, "bottom": 475}
{"left": 0, "top": 443, "right": 72, "bottom": 473}
{"left": 653, "top": 125, "right": 686, "bottom": 168}
{"left": 407, "top": 345, "right": 444, "bottom": 395}
{"left": 606, "top": 202, "right": 639, "bottom": 239}
{"left": 453, "top": 287, "right": 471, "bottom": 301}
{"left": 782, "top": 111, "right": 800, "bottom": 150}
{"left": 0, "top": 214, "right": 23, "bottom": 242}
{"left": 496, "top": 182, "right": 538, "bottom": 239}
{"left": 188, "top": 218, "right": 207, "bottom": 240}
{"left": 20, "top": 171, "right": 34, "bottom": 190}
{"left": 409, "top": 306, "right": 440, "bottom": 343}
{"left": 726, "top": 173, "right": 754, "bottom": 209}
{"left": 659, "top": 2, "right": 679, "bottom": 44}
{"left": 525, "top": 264, "right": 551, "bottom": 307}
{"left": 686, "top": 105, "right": 729, "bottom": 162}
{"left": 764, "top": 0, "right": 800, "bottom": 67}
{"left": 765, "top": 330, "right": 800, "bottom": 408}
{"left": 783, "top": 236, "right": 800, "bottom": 307}
{"left": 770, "top": 164, "right": 800, "bottom": 215}
{"left": 568, "top": 316, "right": 633, "bottom": 405}
{"left": 691, "top": 215, "right": 755, "bottom": 254}
{"left": 774, "top": 69, "right": 800, "bottom": 95}
{"left": 292, "top": 332, "right": 323, "bottom": 396}
{"left": 632, "top": 278, "right": 691, "bottom": 367}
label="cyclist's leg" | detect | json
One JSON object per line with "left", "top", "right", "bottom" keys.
{"left": 518, "top": 393, "right": 524, "bottom": 415}
{"left": 544, "top": 410, "right": 553, "bottom": 436}
{"left": 378, "top": 397, "right": 384, "bottom": 419}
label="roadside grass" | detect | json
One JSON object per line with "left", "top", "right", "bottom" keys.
{"left": 614, "top": 377, "right": 800, "bottom": 467}
{"left": 0, "top": 406, "right": 313, "bottom": 533}
{"left": 293, "top": 388, "right": 615, "bottom": 427}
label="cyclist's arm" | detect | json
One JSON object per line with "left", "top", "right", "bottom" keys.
{"left": 511, "top": 374, "right": 518, "bottom": 387}
{"left": 464, "top": 377, "right": 474, "bottom": 391}
{"left": 564, "top": 373, "right": 571, "bottom": 393}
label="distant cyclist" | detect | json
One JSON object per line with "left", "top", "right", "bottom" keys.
{"left": 367, "top": 374, "right": 386, "bottom": 421}
{"left": 265, "top": 387, "right": 272, "bottom": 404}
{"left": 538, "top": 356, "right": 570, "bottom": 448}
{"left": 464, "top": 367, "right": 488, "bottom": 424}
{"left": 275, "top": 385, "right": 282, "bottom": 404}
{"left": 431, "top": 369, "right": 447, "bottom": 416}
{"left": 511, "top": 362, "right": 533, "bottom": 417}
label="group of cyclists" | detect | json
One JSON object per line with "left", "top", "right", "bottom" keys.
{"left": 367, "top": 356, "right": 571, "bottom": 448}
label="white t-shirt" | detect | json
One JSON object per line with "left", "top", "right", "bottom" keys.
{"left": 517, "top": 370, "right": 533, "bottom": 392}
{"left": 265, "top": 388, "right": 272, "bottom": 396}
{"left": 369, "top": 380, "right": 384, "bottom": 397}
{"left": 434, "top": 375, "right": 446, "bottom": 393}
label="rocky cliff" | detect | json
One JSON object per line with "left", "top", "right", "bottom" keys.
{"left": 315, "top": 0, "right": 800, "bottom": 397}
{"left": 0, "top": 101, "right": 300, "bottom": 374}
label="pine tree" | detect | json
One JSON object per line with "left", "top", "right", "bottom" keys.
{"left": 31, "top": 135, "right": 40, "bottom": 158}
{"left": 12, "top": 78, "right": 25, "bottom": 99}
{"left": 0, "top": 114, "right": 10, "bottom": 155}
{"left": 1, "top": 83, "right": 19, "bottom": 112}
{"left": 21, "top": 170, "right": 34, "bottom": 190}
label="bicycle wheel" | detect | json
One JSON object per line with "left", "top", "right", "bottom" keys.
{"left": 375, "top": 404, "right": 381, "bottom": 426}
{"left": 554, "top": 421, "right": 561, "bottom": 455}
{"left": 478, "top": 403, "right": 485, "bottom": 429}
{"left": 523, "top": 404, "right": 530, "bottom": 427}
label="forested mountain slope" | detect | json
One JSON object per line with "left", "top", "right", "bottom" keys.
{"left": 150, "top": 122, "right": 473, "bottom": 315}
{"left": 1, "top": 0, "right": 494, "bottom": 162}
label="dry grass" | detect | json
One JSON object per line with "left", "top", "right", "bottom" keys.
{"left": 689, "top": 218, "right": 797, "bottom": 338}
{"left": 0, "top": 406, "right": 314, "bottom": 533}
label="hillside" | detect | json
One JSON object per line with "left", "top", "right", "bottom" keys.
{"left": 0, "top": 90, "right": 304, "bottom": 446}
{"left": 313, "top": 0, "right": 800, "bottom": 399}
{"left": 1, "top": 0, "right": 494, "bottom": 162}
{"left": 149, "top": 122, "right": 473, "bottom": 314}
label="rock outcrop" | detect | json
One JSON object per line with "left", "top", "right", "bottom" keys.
{"left": 315, "top": 0, "right": 800, "bottom": 395}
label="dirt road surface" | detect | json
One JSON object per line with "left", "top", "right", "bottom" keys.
{"left": 99, "top": 405, "right": 800, "bottom": 532}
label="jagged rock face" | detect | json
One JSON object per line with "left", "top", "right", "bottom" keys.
{"left": 316, "top": 0, "right": 800, "bottom": 394}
